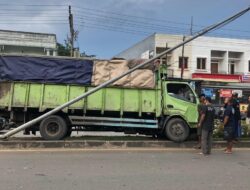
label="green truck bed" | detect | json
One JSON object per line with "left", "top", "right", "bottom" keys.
{"left": 0, "top": 82, "right": 162, "bottom": 117}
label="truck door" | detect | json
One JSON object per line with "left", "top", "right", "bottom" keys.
{"left": 164, "top": 82, "right": 198, "bottom": 123}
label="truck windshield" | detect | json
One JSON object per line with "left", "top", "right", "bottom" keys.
{"left": 167, "top": 83, "right": 196, "bottom": 104}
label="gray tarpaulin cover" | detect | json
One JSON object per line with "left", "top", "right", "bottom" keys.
{"left": 0, "top": 55, "right": 93, "bottom": 85}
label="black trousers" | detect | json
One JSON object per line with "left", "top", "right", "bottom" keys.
{"left": 201, "top": 129, "right": 213, "bottom": 154}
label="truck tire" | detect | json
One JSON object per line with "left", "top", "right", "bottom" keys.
{"left": 165, "top": 118, "right": 190, "bottom": 142}
{"left": 39, "top": 115, "right": 68, "bottom": 140}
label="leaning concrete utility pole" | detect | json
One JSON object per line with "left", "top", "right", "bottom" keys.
{"left": 0, "top": 6, "right": 249, "bottom": 140}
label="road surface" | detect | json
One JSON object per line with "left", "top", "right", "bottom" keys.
{"left": 0, "top": 149, "right": 250, "bottom": 190}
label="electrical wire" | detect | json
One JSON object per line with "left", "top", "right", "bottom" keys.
{"left": 76, "top": 23, "right": 151, "bottom": 36}
{"left": 0, "top": 4, "right": 249, "bottom": 35}
{"left": 72, "top": 6, "right": 250, "bottom": 34}
{"left": 75, "top": 17, "right": 188, "bottom": 34}
{"left": 0, "top": 4, "right": 249, "bottom": 42}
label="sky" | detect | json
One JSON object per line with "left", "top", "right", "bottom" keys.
{"left": 0, "top": 0, "right": 250, "bottom": 58}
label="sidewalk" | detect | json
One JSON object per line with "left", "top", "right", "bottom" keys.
{"left": 0, "top": 137, "right": 250, "bottom": 150}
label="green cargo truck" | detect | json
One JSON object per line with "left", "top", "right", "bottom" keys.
{"left": 0, "top": 7, "right": 248, "bottom": 141}
{"left": 0, "top": 67, "right": 198, "bottom": 142}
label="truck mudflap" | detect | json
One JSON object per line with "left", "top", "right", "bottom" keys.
{"left": 69, "top": 116, "right": 158, "bottom": 129}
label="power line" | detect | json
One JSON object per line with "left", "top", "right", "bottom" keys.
{"left": 79, "top": 25, "right": 150, "bottom": 36}
{"left": 0, "top": 4, "right": 249, "bottom": 40}
{"left": 72, "top": 6, "right": 250, "bottom": 34}
{"left": 73, "top": 8, "right": 250, "bottom": 38}
{"left": 0, "top": 22, "right": 68, "bottom": 24}
{"left": 0, "top": 4, "right": 68, "bottom": 6}
{"left": 0, "top": 9, "right": 67, "bottom": 13}
{"left": 0, "top": 4, "right": 249, "bottom": 35}
{"left": 0, "top": 4, "right": 249, "bottom": 34}
{"left": 0, "top": 16, "right": 248, "bottom": 39}
{"left": 73, "top": 11, "right": 190, "bottom": 31}
{"left": 76, "top": 23, "right": 151, "bottom": 36}
{"left": 0, "top": 13, "right": 67, "bottom": 17}
{"left": 75, "top": 17, "right": 250, "bottom": 39}
{"left": 0, "top": 19, "right": 67, "bottom": 21}
{"left": 78, "top": 23, "right": 250, "bottom": 40}
{"left": 75, "top": 15, "right": 250, "bottom": 39}
{"left": 75, "top": 17, "right": 188, "bottom": 34}
{"left": 73, "top": 6, "right": 190, "bottom": 26}
{"left": 193, "top": 25, "right": 250, "bottom": 34}
{"left": 74, "top": 14, "right": 189, "bottom": 33}
{"left": 151, "top": 38, "right": 250, "bottom": 47}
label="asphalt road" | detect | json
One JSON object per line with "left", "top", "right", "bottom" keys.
{"left": 0, "top": 149, "right": 250, "bottom": 190}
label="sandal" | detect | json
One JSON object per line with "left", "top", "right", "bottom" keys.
{"left": 224, "top": 150, "right": 232, "bottom": 154}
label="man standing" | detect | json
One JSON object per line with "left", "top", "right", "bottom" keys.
{"left": 198, "top": 97, "right": 215, "bottom": 155}
{"left": 247, "top": 96, "right": 250, "bottom": 125}
{"left": 232, "top": 93, "right": 241, "bottom": 140}
{"left": 195, "top": 94, "right": 206, "bottom": 149}
{"left": 223, "top": 97, "right": 235, "bottom": 154}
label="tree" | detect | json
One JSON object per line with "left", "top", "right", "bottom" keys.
{"left": 57, "top": 40, "right": 96, "bottom": 58}
{"left": 57, "top": 42, "right": 70, "bottom": 56}
{"left": 80, "top": 51, "right": 96, "bottom": 58}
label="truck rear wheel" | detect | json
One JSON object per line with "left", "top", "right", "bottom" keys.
{"left": 165, "top": 118, "right": 189, "bottom": 142}
{"left": 39, "top": 115, "right": 68, "bottom": 140}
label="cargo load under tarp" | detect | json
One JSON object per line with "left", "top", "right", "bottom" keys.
{"left": 92, "top": 59, "right": 130, "bottom": 87}
{"left": 0, "top": 55, "right": 93, "bottom": 85}
{"left": 92, "top": 60, "right": 155, "bottom": 88}
{"left": 127, "top": 59, "right": 160, "bottom": 71}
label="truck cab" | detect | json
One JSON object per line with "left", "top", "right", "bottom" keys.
{"left": 161, "top": 80, "right": 199, "bottom": 142}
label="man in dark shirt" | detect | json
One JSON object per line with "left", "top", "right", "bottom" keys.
{"left": 198, "top": 97, "right": 215, "bottom": 155}
{"left": 194, "top": 94, "right": 206, "bottom": 149}
{"left": 223, "top": 97, "right": 235, "bottom": 154}
{"left": 247, "top": 96, "right": 250, "bottom": 125}
{"left": 232, "top": 93, "right": 241, "bottom": 140}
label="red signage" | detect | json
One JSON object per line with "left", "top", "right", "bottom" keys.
{"left": 220, "top": 89, "right": 232, "bottom": 98}
{"left": 192, "top": 73, "right": 241, "bottom": 82}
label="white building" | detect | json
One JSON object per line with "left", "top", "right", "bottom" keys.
{"left": 116, "top": 33, "right": 250, "bottom": 104}
{"left": 0, "top": 30, "right": 57, "bottom": 56}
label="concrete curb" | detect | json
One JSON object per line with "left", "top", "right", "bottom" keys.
{"left": 0, "top": 140, "right": 250, "bottom": 149}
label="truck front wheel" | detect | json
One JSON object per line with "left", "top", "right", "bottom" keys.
{"left": 39, "top": 115, "right": 68, "bottom": 140}
{"left": 165, "top": 118, "right": 190, "bottom": 142}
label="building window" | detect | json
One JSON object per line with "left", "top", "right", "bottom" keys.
{"left": 229, "top": 63, "right": 235, "bottom": 75}
{"left": 156, "top": 47, "right": 167, "bottom": 54}
{"left": 179, "top": 57, "right": 188, "bottom": 69}
{"left": 197, "top": 58, "right": 206, "bottom": 70}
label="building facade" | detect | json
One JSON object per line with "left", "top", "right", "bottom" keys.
{"left": 116, "top": 33, "right": 250, "bottom": 105}
{"left": 0, "top": 30, "right": 57, "bottom": 56}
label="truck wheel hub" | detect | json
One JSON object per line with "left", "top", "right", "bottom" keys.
{"left": 45, "top": 122, "right": 60, "bottom": 136}
{"left": 171, "top": 124, "right": 184, "bottom": 136}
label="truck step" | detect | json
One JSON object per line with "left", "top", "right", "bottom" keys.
{"left": 69, "top": 116, "right": 158, "bottom": 129}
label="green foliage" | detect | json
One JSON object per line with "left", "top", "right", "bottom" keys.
{"left": 57, "top": 42, "right": 70, "bottom": 56}
{"left": 57, "top": 42, "right": 96, "bottom": 58}
{"left": 80, "top": 51, "right": 96, "bottom": 58}
{"left": 213, "top": 119, "right": 250, "bottom": 138}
